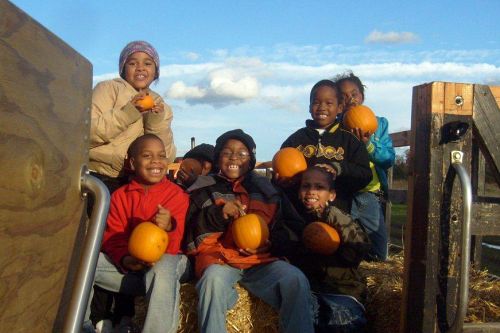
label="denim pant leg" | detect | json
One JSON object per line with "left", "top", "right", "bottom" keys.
{"left": 142, "top": 254, "right": 191, "bottom": 333}
{"left": 351, "top": 192, "right": 388, "bottom": 260}
{"left": 312, "top": 293, "right": 367, "bottom": 333}
{"left": 195, "top": 264, "right": 243, "bottom": 333}
{"left": 241, "top": 261, "right": 315, "bottom": 333}
{"left": 84, "top": 253, "right": 144, "bottom": 322}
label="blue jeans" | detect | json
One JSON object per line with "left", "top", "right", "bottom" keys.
{"left": 196, "top": 261, "right": 314, "bottom": 333}
{"left": 312, "top": 293, "right": 367, "bottom": 332}
{"left": 85, "top": 252, "right": 191, "bottom": 333}
{"left": 351, "top": 191, "right": 388, "bottom": 260}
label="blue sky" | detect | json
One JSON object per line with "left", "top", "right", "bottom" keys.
{"left": 10, "top": 0, "right": 500, "bottom": 160}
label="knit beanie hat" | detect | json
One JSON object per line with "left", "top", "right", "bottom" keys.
{"left": 119, "top": 40, "right": 160, "bottom": 80}
{"left": 183, "top": 143, "right": 215, "bottom": 164}
{"left": 214, "top": 129, "right": 256, "bottom": 170}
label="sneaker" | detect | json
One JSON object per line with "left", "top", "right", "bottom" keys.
{"left": 116, "top": 316, "right": 138, "bottom": 333}
{"left": 95, "top": 319, "right": 113, "bottom": 333}
{"left": 82, "top": 320, "right": 96, "bottom": 333}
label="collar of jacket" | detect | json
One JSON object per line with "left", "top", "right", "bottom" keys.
{"left": 125, "top": 177, "right": 170, "bottom": 193}
{"left": 305, "top": 120, "right": 340, "bottom": 134}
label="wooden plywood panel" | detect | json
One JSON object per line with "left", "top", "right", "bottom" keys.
{"left": 0, "top": 1, "right": 92, "bottom": 332}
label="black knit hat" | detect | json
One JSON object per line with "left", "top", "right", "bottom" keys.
{"left": 183, "top": 143, "right": 215, "bottom": 164}
{"left": 214, "top": 129, "right": 256, "bottom": 170}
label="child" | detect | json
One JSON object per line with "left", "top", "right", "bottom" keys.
{"left": 176, "top": 143, "right": 215, "bottom": 190}
{"left": 87, "top": 40, "right": 177, "bottom": 329}
{"left": 274, "top": 166, "right": 371, "bottom": 332}
{"left": 84, "top": 134, "right": 191, "bottom": 333}
{"left": 335, "top": 72, "right": 395, "bottom": 261}
{"left": 280, "top": 79, "right": 372, "bottom": 214}
{"left": 89, "top": 40, "right": 176, "bottom": 191}
{"left": 184, "top": 129, "right": 314, "bottom": 333}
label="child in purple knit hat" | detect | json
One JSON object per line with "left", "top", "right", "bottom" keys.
{"left": 119, "top": 40, "right": 161, "bottom": 80}
{"left": 85, "top": 40, "right": 177, "bottom": 333}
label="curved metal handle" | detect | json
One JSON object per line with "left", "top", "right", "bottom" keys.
{"left": 447, "top": 151, "right": 472, "bottom": 333}
{"left": 62, "top": 167, "right": 110, "bottom": 333}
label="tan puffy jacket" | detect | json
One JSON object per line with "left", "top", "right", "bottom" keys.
{"left": 89, "top": 78, "right": 176, "bottom": 178}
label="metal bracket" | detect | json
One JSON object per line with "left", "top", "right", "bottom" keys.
{"left": 451, "top": 150, "right": 464, "bottom": 164}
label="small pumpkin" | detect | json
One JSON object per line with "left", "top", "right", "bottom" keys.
{"left": 232, "top": 213, "right": 269, "bottom": 250}
{"left": 136, "top": 94, "right": 155, "bottom": 110}
{"left": 302, "top": 222, "right": 340, "bottom": 255}
{"left": 272, "top": 147, "right": 307, "bottom": 179}
{"left": 128, "top": 222, "right": 169, "bottom": 263}
{"left": 342, "top": 104, "right": 378, "bottom": 134}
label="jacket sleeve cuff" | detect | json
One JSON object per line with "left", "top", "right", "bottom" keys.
{"left": 142, "top": 109, "right": 165, "bottom": 124}
{"left": 366, "top": 142, "right": 375, "bottom": 154}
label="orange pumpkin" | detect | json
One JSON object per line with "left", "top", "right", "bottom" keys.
{"left": 272, "top": 147, "right": 307, "bottom": 179}
{"left": 342, "top": 104, "right": 378, "bottom": 134}
{"left": 128, "top": 222, "right": 169, "bottom": 263}
{"left": 302, "top": 222, "right": 340, "bottom": 255}
{"left": 232, "top": 213, "right": 269, "bottom": 250}
{"left": 136, "top": 94, "right": 155, "bottom": 110}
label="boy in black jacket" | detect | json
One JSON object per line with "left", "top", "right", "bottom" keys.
{"left": 280, "top": 79, "right": 371, "bottom": 213}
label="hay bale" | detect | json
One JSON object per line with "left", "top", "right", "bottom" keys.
{"left": 132, "top": 255, "right": 499, "bottom": 332}
{"left": 134, "top": 283, "right": 279, "bottom": 333}
{"left": 359, "top": 254, "right": 500, "bottom": 333}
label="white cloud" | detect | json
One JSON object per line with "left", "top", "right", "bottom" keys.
{"left": 167, "top": 81, "right": 206, "bottom": 99}
{"left": 365, "top": 30, "right": 419, "bottom": 44}
{"left": 184, "top": 52, "right": 200, "bottom": 61}
{"left": 166, "top": 68, "right": 260, "bottom": 106}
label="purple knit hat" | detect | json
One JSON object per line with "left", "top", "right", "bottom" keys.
{"left": 119, "top": 41, "right": 160, "bottom": 80}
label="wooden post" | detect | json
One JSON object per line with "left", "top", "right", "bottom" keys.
{"left": 0, "top": 1, "right": 92, "bottom": 331}
{"left": 400, "top": 82, "right": 474, "bottom": 333}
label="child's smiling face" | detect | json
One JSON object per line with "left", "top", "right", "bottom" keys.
{"left": 177, "top": 158, "right": 203, "bottom": 188}
{"left": 299, "top": 168, "right": 335, "bottom": 213}
{"left": 218, "top": 139, "right": 251, "bottom": 180}
{"left": 130, "top": 137, "right": 168, "bottom": 186}
{"left": 309, "top": 85, "right": 342, "bottom": 128}
{"left": 339, "top": 80, "right": 364, "bottom": 110}
{"left": 124, "top": 51, "right": 156, "bottom": 90}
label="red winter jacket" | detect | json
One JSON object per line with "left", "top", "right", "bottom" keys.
{"left": 102, "top": 177, "right": 189, "bottom": 270}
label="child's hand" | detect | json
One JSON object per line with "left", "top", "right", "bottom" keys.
{"left": 122, "top": 255, "right": 150, "bottom": 271}
{"left": 315, "top": 163, "right": 337, "bottom": 179}
{"left": 239, "top": 240, "right": 271, "bottom": 256}
{"left": 350, "top": 128, "right": 371, "bottom": 144}
{"left": 272, "top": 172, "right": 298, "bottom": 188}
{"left": 154, "top": 204, "right": 172, "bottom": 231}
{"left": 150, "top": 102, "right": 164, "bottom": 114}
{"left": 222, "top": 200, "right": 246, "bottom": 220}
{"left": 131, "top": 91, "right": 153, "bottom": 113}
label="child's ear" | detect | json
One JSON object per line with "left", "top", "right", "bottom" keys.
{"left": 129, "top": 157, "right": 136, "bottom": 171}
{"left": 329, "top": 191, "right": 336, "bottom": 202}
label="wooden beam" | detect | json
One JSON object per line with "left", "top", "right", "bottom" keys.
{"left": 400, "top": 82, "right": 475, "bottom": 333}
{"left": 470, "top": 202, "right": 500, "bottom": 235}
{"left": 391, "top": 130, "right": 411, "bottom": 148}
{"left": 472, "top": 85, "right": 500, "bottom": 185}
{"left": 462, "top": 322, "right": 500, "bottom": 333}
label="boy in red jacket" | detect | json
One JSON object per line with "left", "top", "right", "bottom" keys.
{"left": 84, "top": 133, "right": 191, "bottom": 333}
